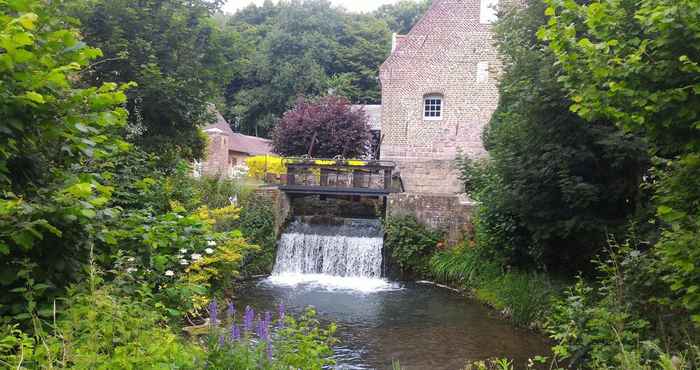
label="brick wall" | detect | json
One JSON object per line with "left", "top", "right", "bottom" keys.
{"left": 380, "top": 0, "right": 500, "bottom": 194}
{"left": 388, "top": 192, "right": 475, "bottom": 245}
{"left": 202, "top": 133, "right": 229, "bottom": 177}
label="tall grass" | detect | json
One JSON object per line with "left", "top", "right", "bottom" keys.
{"left": 429, "top": 245, "right": 558, "bottom": 327}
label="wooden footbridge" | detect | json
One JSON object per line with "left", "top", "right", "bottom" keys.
{"left": 277, "top": 157, "right": 400, "bottom": 197}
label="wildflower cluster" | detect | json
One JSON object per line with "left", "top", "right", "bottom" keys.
{"left": 208, "top": 299, "right": 282, "bottom": 362}
{"left": 205, "top": 299, "right": 336, "bottom": 369}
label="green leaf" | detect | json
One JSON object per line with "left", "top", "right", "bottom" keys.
{"left": 22, "top": 91, "right": 45, "bottom": 104}
{"left": 17, "top": 13, "right": 38, "bottom": 30}
{"left": 80, "top": 209, "right": 97, "bottom": 218}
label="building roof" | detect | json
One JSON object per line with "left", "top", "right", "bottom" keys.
{"left": 203, "top": 111, "right": 273, "bottom": 156}
{"left": 351, "top": 104, "right": 382, "bottom": 131}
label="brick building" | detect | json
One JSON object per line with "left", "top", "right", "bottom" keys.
{"left": 197, "top": 111, "right": 273, "bottom": 178}
{"left": 379, "top": 0, "right": 500, "bottom": 194}
{"left": 379, "top": 0, "right": 500, "bottom": 242}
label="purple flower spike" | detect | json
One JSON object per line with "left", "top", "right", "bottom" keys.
{"left": 243, "top": 306, "right": 254, "bottom": 332}
{"left": 230, "top": 324, "right": 240, "bottom": 342}
{"left": 278, "top": 303, "right": 285, "bottom": 327}
{"left": 266, "top": 338, "right": 273, "bottom": 361}
{"left": 264, "top": 311, "right": 272, "bottom": 326}
{"left": 218, "top": 334, "right": 225, "bottom": 347}
{"left": 227, "top": 302, "right": 235, "bottom": 320}
{"left": 208, "top": 299, "right": 218, "bottom": 327}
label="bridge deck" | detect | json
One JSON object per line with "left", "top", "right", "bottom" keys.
{"left": 276, "top": 157, "right": 399, "bottom": 197}
{"left": 279, "top": 185, "right": 392, "bottom": 197}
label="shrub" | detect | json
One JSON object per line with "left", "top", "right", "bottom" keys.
{"left": 271, "top": 96, "right": 371, "bottom": 158}
{"left": 546, "top": 239, "right": 698, "bottom": 368}
{"left": 104, "top": 205, "right": 258, "bottom": 317}
{"left": 0, "top": 282, "right": 203, "bottom": 369}
{"left": 246, "top": 155, "right": 287, "bottom": 181}
{"left": 238, "top": 194, "right": 278, "bottom": 275}
{"left": 384, "top": 215, "right": 443, "bottom": 278}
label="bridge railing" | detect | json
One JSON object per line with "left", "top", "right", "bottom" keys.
{"left": 279, "top": 158, "right": 399, "bottom": 195}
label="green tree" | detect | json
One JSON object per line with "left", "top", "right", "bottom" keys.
{"left": 224, "top": 0, "right": 390, "bottom": 137}
{"left": 540, "top": 0, "right": 700, "bottom": 324}
{"left": 468, "top": 0, "right": 648, "bottom": 269}
{"left": 0, "top": 0, "right": 130, "bottom": 321}
{"left": 75, "top": 0, "right": 231, "bottom": 162}
{"left": 374, "top": 0, "right": 433, "bottom": 34}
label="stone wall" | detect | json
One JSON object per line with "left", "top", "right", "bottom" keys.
{"left": 290, "top": 195, "right": 384, "bottom": 219}
{"left": 254, "top": 187, "right": 290, "bottom": 235}
{"left": 387, "top": 192, "right": 474, "bottom": 245}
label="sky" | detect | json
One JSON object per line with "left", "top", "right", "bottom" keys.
{"left": 222, "top": 0, "right": 401, "bottom": 14}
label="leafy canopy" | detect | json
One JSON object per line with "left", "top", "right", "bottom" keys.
{"left": 540, "top": 0, "right": 700, "bottom": 323}
{"left": 75, "top": 0, "right": 231, "bottom": 162}
{"left": 466, "top": 0, "right": 648, "bottom": 269}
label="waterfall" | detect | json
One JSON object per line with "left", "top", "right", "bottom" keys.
{"left": 268, "top": 218, "right": 396, "bottom": 292}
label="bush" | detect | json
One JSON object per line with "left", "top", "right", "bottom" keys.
{"left": 246, "top": 155, "right": 287, "bottom": 181}
{"left": 0, "top": 282, "right": 203, "bottom": 369}
{"left": 384, "top": 215, "right": 443, "bottom": 278}
{"left": 546, "top": 239, "right": 698, "bottom": 368}
{"left": 238, "top": 194, "right": 278, "bottom": 276}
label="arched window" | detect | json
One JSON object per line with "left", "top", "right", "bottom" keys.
{"left": 423, "top": 94, "right": 443, "bottom": 120}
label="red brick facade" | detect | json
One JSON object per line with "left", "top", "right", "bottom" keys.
{"left": 380, "top": 0, "right": 500, "bottom": 194}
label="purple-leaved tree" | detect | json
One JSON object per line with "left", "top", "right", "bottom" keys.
{"left": 271, "top": 96, "right": 370, "bottom": 158}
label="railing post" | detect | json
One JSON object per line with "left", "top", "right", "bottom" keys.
{"left": 384, "top": 168, "right": 392, "bottom": 190}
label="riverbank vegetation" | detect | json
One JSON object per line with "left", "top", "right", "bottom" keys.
{"left": 388, "top": 0, "right": 700, "bottom": 368}
{"left": 0, "top": 1, "right": 333, "bottom": 368}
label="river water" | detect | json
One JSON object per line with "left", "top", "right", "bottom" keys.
{"left": 233, "top": 219, "right": 550, "bottom": 369}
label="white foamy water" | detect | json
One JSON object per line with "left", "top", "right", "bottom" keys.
{"left": 269, "top": 219, "right": 400, "bottom": 293}
{"left": 266, "top": 273, "right": 399, "bottom": 293}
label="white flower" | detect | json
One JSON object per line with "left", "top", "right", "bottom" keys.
{"left": 176, "top": 215, "right": 184, "bottom": 219}
{"left": 180, "top": 249, "right": 187, "bottom": 254}
{"left": 179, "top": 259, "right": 189, "bottom": 265}
{"left": 127, "top": 257, "right": 135, "bottom": 262}
{"left": 205, "top": 248, "right": 214, "bottom": 255}
{"left": 126, "top": 267, "right": 137, "bottom": 273}
{"left": 191, "top": 253, "right": 202, "bottom": 261}
{"left": 165, "top": 270, "right": 175, "bottom": 277}
{"left": 207, "top": 240, "right": 217, "bottom": 247}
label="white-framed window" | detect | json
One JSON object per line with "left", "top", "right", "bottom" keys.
{"left": 424, "top": 94, "right": 443, "bottom": 120}
{"left": 480, "top": 0, "right": 498, "bottom": 24}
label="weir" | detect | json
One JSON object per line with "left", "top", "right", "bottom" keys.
{"left": 272, "top": 219, "right": 383, "bottom": 278}
{"left": 269, "top": 218, "right": 393, "bottom": 291}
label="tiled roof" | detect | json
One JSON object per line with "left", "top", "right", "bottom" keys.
{"left": 203, "top": 111, "right": 273, "bottom": 156}
{"left": 351, "top": 104, "right": 382, "bottom": 131}
{"left": 228, "top": 133, "right": 273, "bottom": 155}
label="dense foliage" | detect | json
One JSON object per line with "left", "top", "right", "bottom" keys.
{"left": 0, "top": 0, "right": 130, "bottom": 322}
{"left": 374, "top": 0, "right": 433, "bottom": 34}
{"left": 271, "top": 96, "right": 371, "bottom": 158}
{"left": 74, "top": 0, "right": 232, "bottom": 163}
{"left": 384, "top": 215, "right": 443, "bottom": 278}
{"left": 540, "top": 0, "right": 700, "bottom": 327}
{"left": 1, "top": 2, "right": 336, "bottom": 369}
{"left": 465, "top": 0, "right": 649, "bottom": 271}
